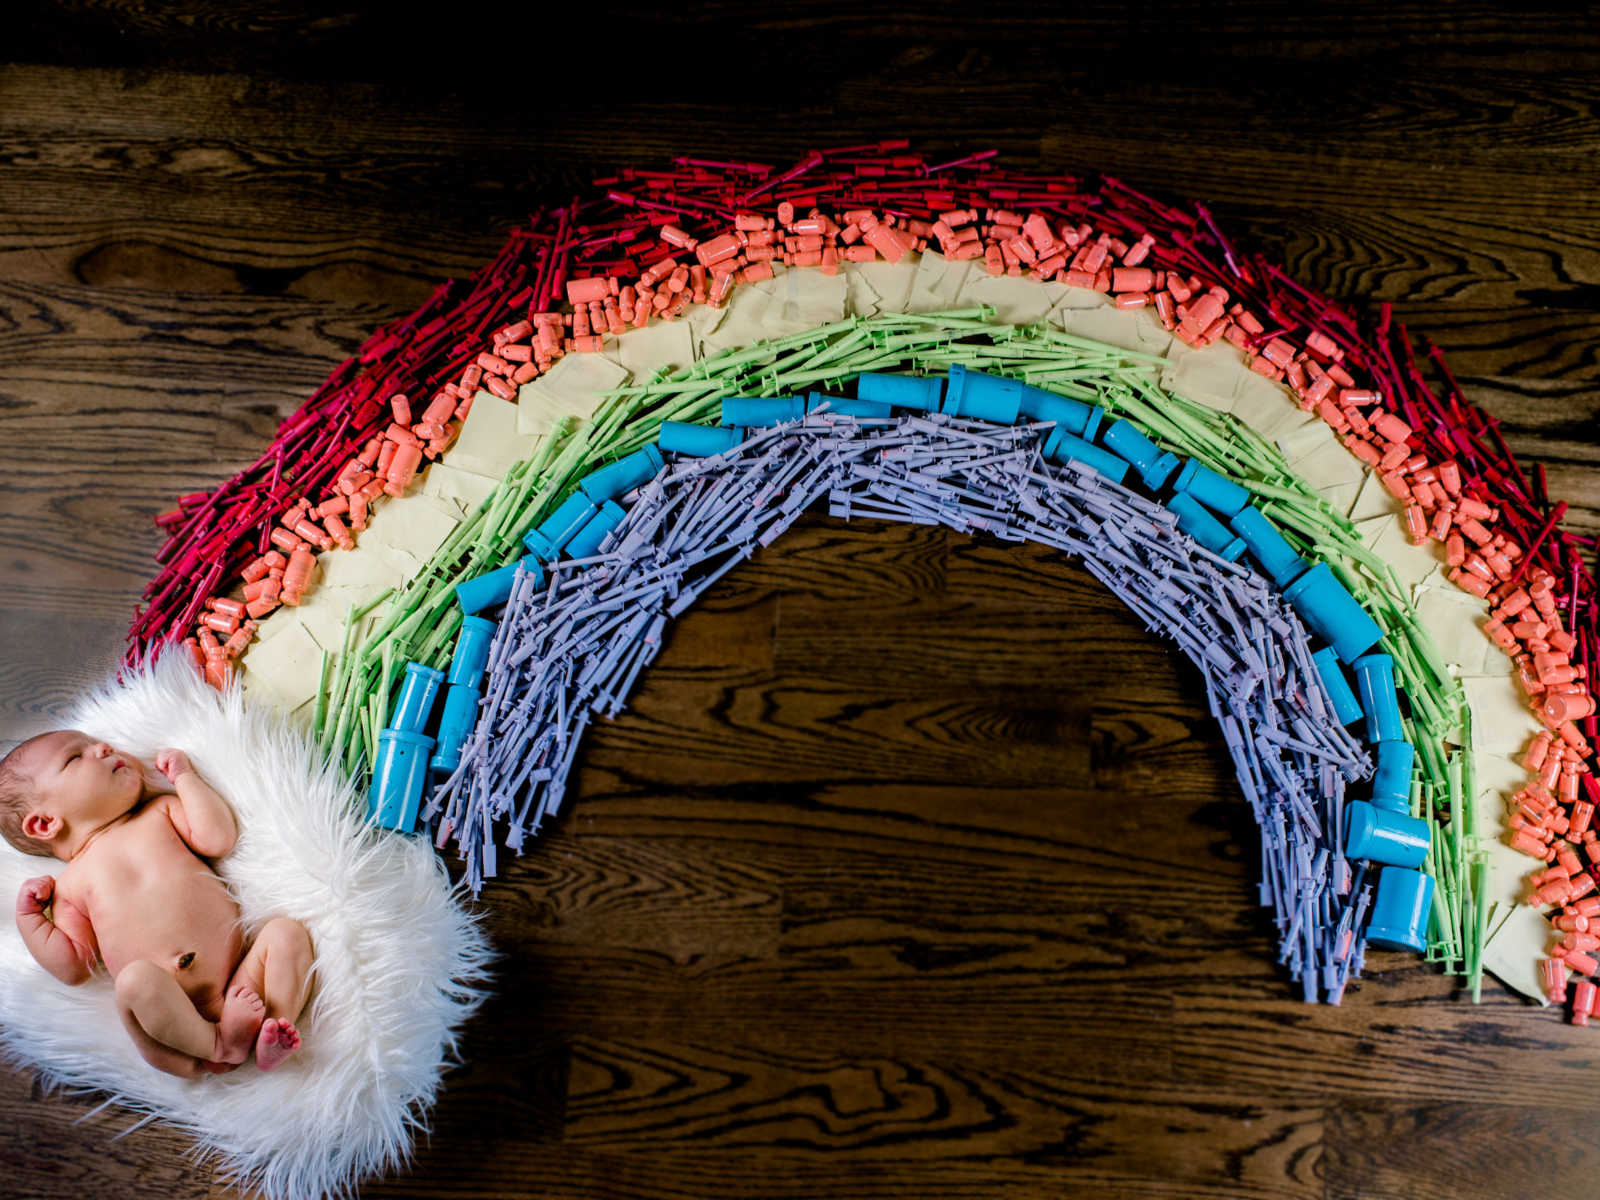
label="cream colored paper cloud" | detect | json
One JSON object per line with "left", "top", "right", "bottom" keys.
{"left": 516, "top": 352, "right": 631, "bottom": 437}
{"left": 422, "top": 460, "right": 501, "bottom": 518}
{"left": 617, "top": 315, "right": 699, "bottom": 378}
{"left": 907, "top": 250, "right": 977, "bottom": 313}
{"left": 954, "top": 271, "right": 1063, "bottom": 327}
{"left": 241, "top": 617, "right": 325, "bottom": 717}
{"left": 447, "top": 391, "right": 546, "bottom": 480}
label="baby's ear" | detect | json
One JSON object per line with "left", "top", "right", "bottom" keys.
{"left": 22, "top": 811, "right": 58, "bottom": 840}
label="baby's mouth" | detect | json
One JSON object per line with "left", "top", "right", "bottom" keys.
{"left": 112, "top": 758, "right": 126, "bottom": 772}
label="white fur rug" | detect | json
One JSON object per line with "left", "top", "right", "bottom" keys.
{"left": 0, "top": 650, "right": 498, "bottom": 1199}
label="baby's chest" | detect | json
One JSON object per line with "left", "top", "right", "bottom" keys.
{"left": 86, "top": 811, "right": 198, "bottom": 887}
{"left": 75, "top": 817, "right": 236, "bottom": 950}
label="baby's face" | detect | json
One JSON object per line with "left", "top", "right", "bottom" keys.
{"left": 18, "top": 731, "right": 145, "bottom": 852}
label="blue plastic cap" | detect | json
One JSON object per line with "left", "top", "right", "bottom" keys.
{"left": 1371, "top": 740, "right": 1415, "bottom": 813}
{"left": 1227, "top": 505, "right": 1307, "bottom": 587}
{"left": 1365, "top": 866, "right": 1435, "bottom": 953}
{"left": 1173, "top": 458, "right": 1251, "bottom": 517}
{"left": 1311, "top": 646, "right": 1364, "bottom": 727}
{"left": 1081, "top": 405, "right": 1104, "bottom": 442}
{"left": 1345, "top": 800, "right": 1431, "bottom": 869}
{"left": 1042, "top": 428, "right": 1130, "bottom": 483}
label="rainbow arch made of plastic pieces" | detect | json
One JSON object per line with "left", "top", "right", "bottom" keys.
{"left": 129, "top": 144, "right": 1598, "bottom": 1021}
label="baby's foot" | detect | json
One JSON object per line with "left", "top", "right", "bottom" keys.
{"left": 254, "top": 1018, "right": 301, "bottom": 1071}
{"left": 216, "top": 984, "right": 266, "bottom": 1065}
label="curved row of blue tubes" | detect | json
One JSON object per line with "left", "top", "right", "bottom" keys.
{"left": 366, "top": 363, "right": 1434, "bottom": 952}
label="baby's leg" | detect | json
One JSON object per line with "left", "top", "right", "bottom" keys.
{"left": 114, "top": 960, "right": 226, "bottom": 1074}
{"left": 229, "top": 917, "right": 315, "bottom": 1071}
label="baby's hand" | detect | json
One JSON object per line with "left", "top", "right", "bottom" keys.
{"left": 17, "top": 876, "right": 54, "bottom": 917}
{"left": 153, "top": 749, "right": 194, "bottom": 784}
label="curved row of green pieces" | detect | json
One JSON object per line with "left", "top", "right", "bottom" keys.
{"left": 306, "top": 305, "right": 1483, "bottom": 996}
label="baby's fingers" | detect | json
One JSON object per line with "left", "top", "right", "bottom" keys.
{"left": 154, "top": 749, "right": 191, "bottom": 781}
{"left": 17, "top": 876, "right": 53, "bottom": 911}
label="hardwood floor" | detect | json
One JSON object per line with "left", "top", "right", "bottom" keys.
{"left": 1, "top": 4, "right": 1597, "bottom": 1197}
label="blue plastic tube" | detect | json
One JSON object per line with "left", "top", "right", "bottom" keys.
{"left": 522, "top": 490, "right": 598, "bottom": 559}
{"left": 428, "top": 684, "right": 481, "bottom": 774}
{"left": 1168, "top": 492, "right": 1248, "bottom": 560}
{"left": 1344, "top": 800, "right": 1431, "bottom": 869}
{"left": 577, "top": 444, "right": 665, "bottom": 505}
{"left": 1364, "top": 867, "right": 1435, "bottom": 952}
{"left": 456, "top": 555, "right": 545, "bottom": 614}
{"left": 1354, "top": 653, "right": 1404, "bottom": 744}
{"left": 657, "top": 420, "right": 745, "bottom": 458}
{"left": 563, "top": 499, "right": 627, "bottom": 561}
{"left": 1041, "top": 428, "right": 1130, "bottom": 483}
{"left": 1283, "top": 562, "right": 1384, "bottom": 664}
{"left": 855, "top": 371, "right": 944, "bottom": 411}
{"left": 721, "top": 395, "right": 807, "bottom": 426}
{"left": 1370, "top": 740, "right": 1415, "bottom": 813}
{"left": 370, "top": 729, "right": 434, "bottom": 834}
{"left": 447, "top": 616, "right": 498, "bottom": 689}
{"left": 1015, "top": 386, "right": 1093, "bottom": 435}
{"left": 1228, "top": 505, "right": 1307, "bottom": 587}
{"left": 941, "top": 364, "right": 1023, "bottom": 424}
{"left": 390, "top": 662, "right": 444, "bottom": 734}
{"left": 1311, "top": 646, "right": 1364, "bottom": 727}
{"left": 1172, "top": 458, "right": 1250, "bottom": 517}
{"left": 807, "top": 391, "right": 893, "bottom": 418}
{"left": 1101, "top": 419, "right": 1181, "bottom": 489}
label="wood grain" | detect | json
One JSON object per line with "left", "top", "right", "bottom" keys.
{"left": 2, "top": 4, "right": 1598, "bottom": 1197}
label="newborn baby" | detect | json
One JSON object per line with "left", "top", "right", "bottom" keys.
{"left": 1, "top": 731, "right": 314, "bottom": 1079}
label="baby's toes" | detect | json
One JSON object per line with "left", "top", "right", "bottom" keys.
{"left": 255, "top": 1018, "right": 302, "bottom": 1071}
{"left": 228, "top": 984, "right": 266, "bottom": 1014}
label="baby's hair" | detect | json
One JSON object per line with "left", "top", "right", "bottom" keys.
{"left": 0, "top": 734, "right": 58, "bottom": 858}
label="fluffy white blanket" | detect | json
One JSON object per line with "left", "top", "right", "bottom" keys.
{"left": 0, "top": 650, "right": 498, "bottom": 1199}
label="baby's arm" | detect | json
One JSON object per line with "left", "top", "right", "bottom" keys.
{"left": 153, "top": 749, "right": 238, "bottom": 860}
{"left": 14, "top": 877, "right": 94, "bottom": 986}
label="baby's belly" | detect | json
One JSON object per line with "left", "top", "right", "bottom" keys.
{"left": 99, "top": 870, "right": 245, "bottom": 1017}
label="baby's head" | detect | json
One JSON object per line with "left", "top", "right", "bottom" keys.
{"left": 0, "top": 731, "right": 145, "bottom": 860}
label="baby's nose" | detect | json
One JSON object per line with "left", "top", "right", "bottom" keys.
{"left": 91, "top": 742, "right": 113, "bottom": 758}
